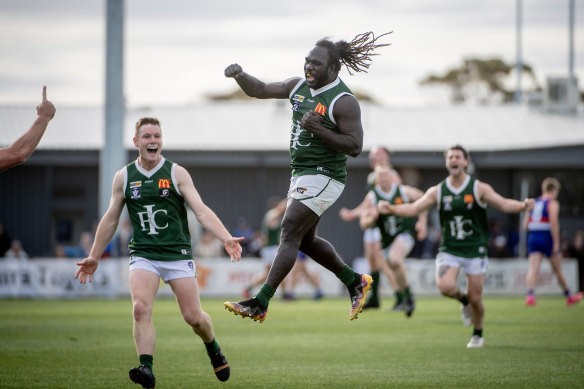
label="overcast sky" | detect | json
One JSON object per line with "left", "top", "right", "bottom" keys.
{"left": 0, "top": 0, "right": 581, "bottom": 107}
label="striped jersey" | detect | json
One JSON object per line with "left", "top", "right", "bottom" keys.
{"left": 288, "top": 77, "right": 354, "bottom": 183}
{"left": 123, "top": 158, "right": 193, "bottom": 261}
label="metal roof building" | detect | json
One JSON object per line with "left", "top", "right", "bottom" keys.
{"left": 1, "top": 102, "right": 583, "bottom": 259}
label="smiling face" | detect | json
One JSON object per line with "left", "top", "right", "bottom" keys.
{"left": 304, "top": 46, "right": 336, "bottom": 89}
{"left": 134, "top": 122, "right": 163, "bottom": 168}
{"left": 445, "top": 148, "right": 468, "bottom": 178}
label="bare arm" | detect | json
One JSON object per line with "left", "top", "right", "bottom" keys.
{"left": 0, "top": 86, "right": 56, "bottom": 172}
{"left": 478, "top": 182, "right": 534, "bottom": 214}
{"left": 402, "top": 185, "right": 429, "bottom": 241}
{"left": 379, "top": 185, "right": 438, "bottom": 218}
{"left": 75, "top": 169, "right": 126, "bottom": 283}
{"left": 339, "top": 193, "right": 371, "bottom": 222}
{"left": 224, "top": 63, "right": 300, "bottom": 99}
{"left": 548, "top": 199, "right": 561, "bottom": 254}
{"left": 359, "top": 193, "right": 378, "bottom": 230}
{"left": 300, "top": 94, "right": 363, "bottom": 157}
{"left": 175, "top": 166, "right": 243, "bottom": 262}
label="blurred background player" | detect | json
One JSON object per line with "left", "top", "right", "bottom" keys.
{"left": 524, "top": 177, "right": 582, "bottom": 306}
{"left": 243, "top": 197, "right": 293, "bottom": 299}
{"left": 379, "top": 144, "right": 534, "bottom": 348}
{"left": 361, "top": 164, "right": 427, "bottom": 317}
{"left": 339, "top": 146, "right": 401, "bottom": 310}
{"left": 287, "top": 251, "right": 324, "bottom": 300}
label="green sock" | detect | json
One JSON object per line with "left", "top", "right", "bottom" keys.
{"left": 370, "top": 271, "right": 380, "bottom": 300}
{"left": 336, "top": 265, "right": 357, "bottom": 286}
{"left": 395, "top": 291, "right": 403, "bottom": 304}
{"left": 256, "top": 284, "right": 276, "bottom": 307}
{"left": 458, "top": 293, "right": 469, "bottom": 305}
{"left": 204, "top": 338, "right": 220, "bottom": 356}
{"left": 403, "top": 286, "right": 411, "bottom": 299}
{"left": 139, "top": 354, "right": 153, "bottom": 370}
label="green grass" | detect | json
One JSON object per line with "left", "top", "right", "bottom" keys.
{"left": 0, "top": 296, "right": 583, "bottom": 388}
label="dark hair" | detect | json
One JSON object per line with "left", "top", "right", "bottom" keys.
{"left": 445, "top": 144, "right": 470, "bottom": 161}
{"left": 315, "top": 31, "right": 391, "bottom": 75}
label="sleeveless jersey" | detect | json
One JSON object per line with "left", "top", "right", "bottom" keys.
{"left": 437, "top": 176, "right": 489, "bottom": 258}
{"left": 372, "top": 184, "right": 416, "bottom": 249}
{"left": 123, "top": 158, "right": 193, "bottom": 261}
{"left": 288, "top": 77, "right": 353, "bottom": 183}
{"left": 527, "top": 197, "right": 552, "bottom": 231}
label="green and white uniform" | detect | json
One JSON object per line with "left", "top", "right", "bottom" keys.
{"left": 288, "top": 77, "right": 353, "bottom": 184}
{"left": 123, "top": 158, "right": 193, "bottom": 261}
{"left": 437, "top": 175, "right": 489, "bottom": 258}
{"left": 371, "top": 184, "right": 416, "bottom": 250}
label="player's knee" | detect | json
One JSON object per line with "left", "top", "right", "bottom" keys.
{"left": 132, "top": 299, "right": 153, "bottom": 321}
{"left": 183, "top": 310, "right": 207, "bottom": 329}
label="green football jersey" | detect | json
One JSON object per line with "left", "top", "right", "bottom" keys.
{"left": 437, "top": 175, "right": 489, "bottom": 258}
{"left": 372, "top": 185, "right": 416, "bottom": 249}
{"left": 124, "top": 158, "right": 193, "bottom": 261}
{"left": 288, "top": 77, "right": 354, "bottom": 183}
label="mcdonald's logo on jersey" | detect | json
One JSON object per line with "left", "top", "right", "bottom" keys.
{"left": 395, "top": 197, "right": 404, "bottom": 205}
{"left": 158, "top": 179, "right": 171, "bottom": 189}
{"left": 464, "top": 194, "right": 474, "bottom": 204}
{"left": 314, "top": 103, "right": 327, "bottom": 116}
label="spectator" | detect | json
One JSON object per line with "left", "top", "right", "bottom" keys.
{"left": 5, "top": 239, "right": 29, "bottom": 260}
{"left": 566, "top": 230, "right": 584, "bottom": 292}
{"left": 194, "top": 229, "right": 225, "bottom": 258}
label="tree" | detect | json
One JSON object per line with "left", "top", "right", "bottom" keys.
{"left": 420, "top": 57, "right": 540, "bottom": 104}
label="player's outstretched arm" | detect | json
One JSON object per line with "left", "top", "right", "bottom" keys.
{"left": 478, "top": 182, "right": 534, "bottom": 214}
{"left": 379, "top": 186, "right": 438, "bottom": 218}
{"left": 224, "top": 63, "right": 299, "bottom": 99}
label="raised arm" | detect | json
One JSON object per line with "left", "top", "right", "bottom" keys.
{"left": 300, "top": 94, "right": 363, "bottom": 157}
{"left": 175, "top": 166, "right": 243, "bottom": 262}
{"left": 0, "top": 86, "right": 56, "bottom": 172}
{"left": 224, "top": 63, "right": 300, "bottom": 99}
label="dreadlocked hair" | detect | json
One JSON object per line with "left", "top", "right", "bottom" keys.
{"left": 316, "top": 31, "right": 392, "bottom": 75}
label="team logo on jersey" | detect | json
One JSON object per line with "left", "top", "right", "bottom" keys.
{"left": 130, "top": 181, "right": 142, "bottom": 199}
{"left": 159, "top": 188, "right": 170, "bottom": 198}
{"left": 137, "top": 204, "right": 168, "bottom": 235}
{"left": 316, "top": 166, "right": 330, "bottom": 174}
{"left": 290, "top": 120, "right": 311, "bottom": 149}
{"left": 464, "top": 194, "right": 474, "bottom": 209}
{"left": 314, "top": 103, "right": 327, "bottom": 116}
{"left": 394, "top": 197, "right": 404, "bottom": 205}
{"left": 292, "top": 94, "right": 305, "bottom": 103}
{"left": 442, "top": 195, "right": 453, "bottom": 211}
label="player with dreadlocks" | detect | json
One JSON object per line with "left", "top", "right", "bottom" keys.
{"left": 224, "top": 32, "right": 391, "bottom": 323}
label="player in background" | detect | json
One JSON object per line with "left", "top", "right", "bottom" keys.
{"left": 339, "top": 146, "right": 401, "bottom": 310}
{"left": 75, "top": 117, "right": 243, "bottom": 387}
{"left": 243, "top": 197, "right": 294, "bottom": 299}
{"left": 378, "top": 144, "right": 534, "bottom": 348}
{"left": 524, "top": 177, "right": 583, "bottom": 306}
{"left": 360, "top": 164, "right": 427, "bottom": 317}
{"left": 0, "top": 86, "right": 55, "bottom": 172}
{"left": 223, "top": 31, "right": 391, "bottom": 322}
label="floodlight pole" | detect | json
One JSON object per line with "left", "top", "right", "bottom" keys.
{"left": 100, "top": 0, "right": 125, "bottom": 216}
{"left": 514, "top": 0, "right": 523, "bottom": 104}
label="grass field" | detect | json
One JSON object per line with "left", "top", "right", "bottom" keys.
{"left": 0, "top": 296, "right": 583, "bottom": 389}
